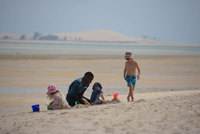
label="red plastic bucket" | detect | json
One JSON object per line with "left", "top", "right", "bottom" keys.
{"left": 114, "top": 93, "right": 118, "bottom": 99}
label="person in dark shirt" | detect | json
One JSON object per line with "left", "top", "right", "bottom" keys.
{"left": 90, "top": 82, "right": 110, "bottom": 105}
{"left": 66, "top": 72, "right": 94, "bottom": 106}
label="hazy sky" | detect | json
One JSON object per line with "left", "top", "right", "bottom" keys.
{"left": 0, "top": 0, "right": 200, "bottom": 44}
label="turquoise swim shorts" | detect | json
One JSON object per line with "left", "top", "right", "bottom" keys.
{"left": 125, "top": 75, "right": 137, "bottom": 87}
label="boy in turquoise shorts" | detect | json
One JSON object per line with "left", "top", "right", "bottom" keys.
{"left": 123, "top": 52, "right": 141, "bottom": 102}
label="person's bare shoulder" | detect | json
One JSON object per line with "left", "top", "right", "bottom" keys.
{"left": 134, "top": 61, "right": 138, "bottom": 66}
{"left": 133, "top": 60, "right": 138, "bottom": 66}
{"left": 134, "top": 60, "right": 137, "bottom": 63}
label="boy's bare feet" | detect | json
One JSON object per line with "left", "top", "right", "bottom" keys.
{"left": 131, "top": 97, "right": 134, "bottom": 102}
{"left": 127, "top": 96, "right": 130, "bottom": 102}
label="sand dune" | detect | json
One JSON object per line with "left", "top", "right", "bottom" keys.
{"left": 55, "top": 29, "right": 136, "bottom": 41}
{"left": 0, "top": 29, "right": 156, "bottom": 42}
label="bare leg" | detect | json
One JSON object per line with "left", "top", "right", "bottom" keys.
{"left": 129, "top": 84, "right": 134, "bottom": 102}
{"left": 127, "top": 84, "right": 132, "bottom": 102}
{"left": 127, "top": 94, "right": 130, "bottom": 102}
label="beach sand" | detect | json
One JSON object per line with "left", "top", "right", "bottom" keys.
{"left": 0, "top": 54, "right": 200, "bottom": 134}
{"left": 0, "top": 90, "right": 200, "bottom": 134}
{"left": 0, "top": 54, "right": 200, "bottom": 94}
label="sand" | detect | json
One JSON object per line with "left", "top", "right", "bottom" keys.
{"left": 0, "top": 54, "right": 200, "bottom": 134}
{"left": 0, "top": 90, "right": 199, "bottom": 134}
{"left": 0, "top": 54, "right": 200, "bottom": 95}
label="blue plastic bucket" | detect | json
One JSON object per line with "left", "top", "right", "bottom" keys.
{"left": 32, "top": 104, "right": 40, "bottom": 112}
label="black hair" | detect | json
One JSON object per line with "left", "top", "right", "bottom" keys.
{"left": 92, "top": 82, "right": 102, "bottom": 90}
{"left": 84, "top": 72, "right": 94, "bottom": 79}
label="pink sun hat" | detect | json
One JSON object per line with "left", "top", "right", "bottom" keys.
{"left": 47, "top": 84, "right": 58, "bottom": 94}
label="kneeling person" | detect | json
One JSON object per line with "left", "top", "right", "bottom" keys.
{"left": 66, "top": 72, "right": 94, "bottom": 106}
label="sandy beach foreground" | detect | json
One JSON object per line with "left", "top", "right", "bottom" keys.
{"left": 0, "top": 54, "right": 200, "bottom": 134}
{"left": 0, "top": 90, "right": 200, "bottom": 134}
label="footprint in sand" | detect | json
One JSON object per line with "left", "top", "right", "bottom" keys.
{"left": 104, "top": 126, "right": 114, "bottom": 133}
{"left": 134, "top": 99, "right": 146, "bottom": 103}
{"left": 48, "top": 112, "right": 55, "bottom": 115}
{"left": 60, "top": 112, "right": 68, "bottom": 115}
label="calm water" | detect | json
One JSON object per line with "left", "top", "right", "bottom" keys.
{"left": 0, "top": 41, "right": 200, "bottom": 56}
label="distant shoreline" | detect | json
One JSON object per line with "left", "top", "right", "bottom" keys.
{"left": 0, "top": 54, "right": 200, "bottom": 60}
{"left": 1, "top": 39, "right": 200, "bottom": 46}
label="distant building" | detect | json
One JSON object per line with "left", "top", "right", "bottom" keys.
{"left": 32, "top": 32, "right": 41, "bottom": 40}
{"left": 20, "top": 34, "right": 26, "bottom": 40}
{"left": 39, "top": 34, "right": 58, "bottom": 40}
{"left": 3, "top": 35, "right": 10, "bottom": 40}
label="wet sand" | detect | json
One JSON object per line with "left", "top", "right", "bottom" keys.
{"left": 0, "top": 54, "right": 200, "bottom": 94}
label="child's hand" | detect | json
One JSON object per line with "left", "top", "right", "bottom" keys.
{"left": 50, "top": 101, "right": 54, "bottom": 105}
{"left": 48, "top": 105, "right": 53, "bottom": 110}
{"left": 137, "top": 75, "right": 140, "bottom": 80}
{"left": 82, "top": 98, "right": 90, "bottom": 105}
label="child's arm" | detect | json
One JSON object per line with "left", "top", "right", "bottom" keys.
{"left": 100, "top": 93, "right": 105, "bottom": 101}
{"left": 52, "top": 95, "right": 59, "bottom": 106}
{"left": 136, "top": 61, "right": 141, "bottom": 80}
{"left": 50, "top": 95, "right": 60, "bottom": 110}
{"left": 100, "top": 93, "right": 111, "bottom": 104}
{"left": 50, "top": 101, "right": 54, "bottom": 105}
{"left": 123, "top": 62, "right": 127, "bottom": 80}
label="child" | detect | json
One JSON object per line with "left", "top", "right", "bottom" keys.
{"left": 47, "top": 84, "right": 69, "bottom": 110}
{"left": 123, "top": 52, "right": 141, "bottom": 102}
{"left": 90, "top": 82, "right": 110, "bottom": 105}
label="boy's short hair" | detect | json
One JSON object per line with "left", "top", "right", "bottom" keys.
{"left": 84, "top": 72, "right": 94, "bottom": 79}
{"left": 92, "top": 82, "right": 102, "bottom": 90}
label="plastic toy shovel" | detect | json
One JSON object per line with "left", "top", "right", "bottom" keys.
{"left": 47, "top": 104, "right": 50, "bottom": 110}
{"left": 114, "top": 93, "right": 118, "bottom": 99}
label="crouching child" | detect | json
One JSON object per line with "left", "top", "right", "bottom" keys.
{"left": 90, "top": 82, "right": 110, "bottom": 105}
{"left": 47, "top": 84, "right": 69, "bottom": 110}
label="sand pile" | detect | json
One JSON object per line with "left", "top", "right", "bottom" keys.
{"left": 111, "top": 98, "right": 121, "bottom": 103}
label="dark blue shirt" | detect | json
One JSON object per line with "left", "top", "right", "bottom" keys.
{"left": 90, "top": 88, "right": 103, "bottom": 102}
{"left": 67, "top": 78, "right": 89, "bottom": 99}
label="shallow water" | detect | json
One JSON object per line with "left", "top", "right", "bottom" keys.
{"left": 1, "top": 41, "right": 200, "bottom": 56}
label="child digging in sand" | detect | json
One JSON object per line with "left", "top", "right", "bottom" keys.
{"left": 47, "top": 84, "right": 69, "bottom": 110}
{"left": 123, "top": 52, "right": 141, "bottom": 102}
{"left": 90, "top": 82, "right": 110, "bottom": 105}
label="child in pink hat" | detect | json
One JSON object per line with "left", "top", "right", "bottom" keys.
{"left": 47, "top": 84, "right": 69, "bottom": 110}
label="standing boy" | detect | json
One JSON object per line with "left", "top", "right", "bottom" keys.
{"left": 123, "top": 52, "right": 141, "bottom": 102}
